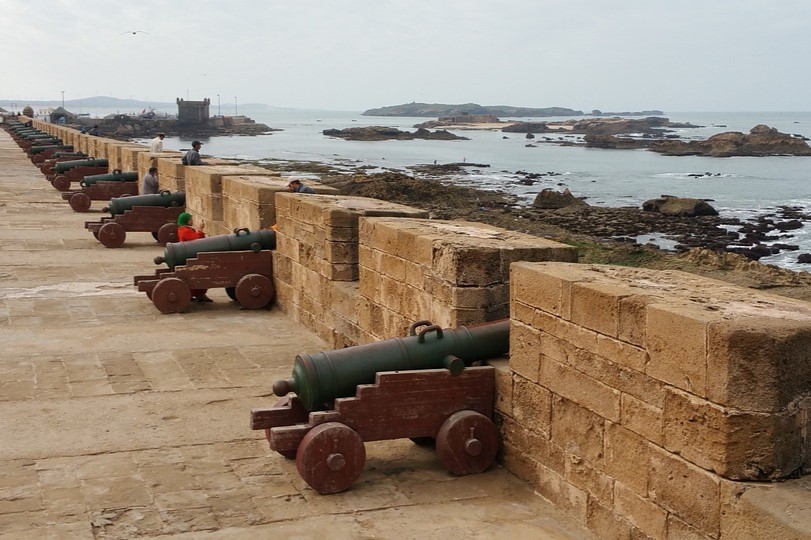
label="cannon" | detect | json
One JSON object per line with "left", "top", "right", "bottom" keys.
{"left": 29, "top": 145, "right": 74, "bottom": 164}
{"left": 51, "top": 159, "right": 110, "bottom": 191}
{"left": 60, "top": 180, "right": 140, "bottom": 212}
{"left": 273, "top": 318, "right": 509, "bottom": 411}
{"left": 250, "top": 319, "right": 507, "bottom": 494}
{"left": 40, "top": 153, "right": 89, "bottom": 174}
{"left": 133, "top": 227, "right": 276, "bottom": 313}
{"left": 53, "top": 158, "right": 108, "bottom": 174}
{"left": 154, "top": 227, "right": 276, "bottom": 269}
{"left": 84, "top": 191, "right": 186, "bottom": 245}
{"left": 80, "top": 170, "right": 138, "bottom": 187}
{"left": 105, "top": 190, "right": 185, "bottom": 215}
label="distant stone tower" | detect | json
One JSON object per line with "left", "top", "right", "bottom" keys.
{"left": 176, "top": 98, "right": 211, "bottom": 124}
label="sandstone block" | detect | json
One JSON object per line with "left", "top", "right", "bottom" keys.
{"left": 540, "top": 356, "right": 621, "bottom": 422}
{"left": 500, "top": 414, "right": 565, "bottom": 475}
{"left": 663, "top": 387, "right": 804, "bottom": 480}
{"left": 551, "top": 395, "right": 605, "bottom": 465}
{"left": 649, "top": 447, "right": 720, "bottom": 537}
{"left": 586, "top": 498, "right": 633, "bottom": 540}
{"left": 512, "top": 374, "right": 552, "bottom": 437}
{"left": 706, "top": 318, "right": 811, "bottom": 412}
{"left": 596, "top": 334, "right": 649, "bottom": 373}
{"left": 490, "top": 357, "right": 513, "bottom": 416}
{"left": 509, "top": 321, "right": 541, "bottom": 382}
{"left": 327, "top": 281, "right": 360, "bottom": 323}
{"left": 531, "top": 309, "right": 600, "bottom": 355}
{"left": 614, "top": 481, "right": 667, "bottom": 540}
{"left": 605, "top": 423, "right": 653, "bottom": 496}
{"left": 619, "top": 295, "right": 655, "bottom": 348}
{"left": 646, "top": 302, "right": 718, "bottom": 397}
{"left": 569, "top": 281, "right": 633, "bottom": 337}
{"left": 511, "top": 262, "right": 574, "bottom": 318}
{"left": 620, "top": 393, "right": 663, "bottom": 446}
{"left": 533, "top": 462, "right": 588, "bottom": 525}
{"left": 565, "top": 453, "right": 614, "bottom": 505}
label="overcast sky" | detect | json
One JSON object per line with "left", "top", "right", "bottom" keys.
{"left": 1, "top": 0, "right": 809, "bottom": 112}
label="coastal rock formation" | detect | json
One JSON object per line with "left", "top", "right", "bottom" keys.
{"left": 582, "top": 124, "right": 811, "bottom": 157}
{"left": 650, "top": 125, "right": 811, "bottom": 157}
{"left": 532, "top": 188, "right": 589, "bottom": 209}
{"left": 322, "top": 126, "right": 468, "bottom": 141}
{"left": 642, "top": 196, "right": 719, "bottom": 217}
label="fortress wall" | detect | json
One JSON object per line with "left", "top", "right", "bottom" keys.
{"left": 118, "top": 145, "right": 150, "bottom": 175}
{"left": 181, "top": 164, "right": 268, "bottom": 229}
{"left": 504, "top": 262, "right": 811, "bottom": 539}
{"left": 272, "top": 193, "right": 428, "bottom": 347}
{"left": 221, "top": 174, "right": 339, "bottom": 231}
{"left": 137, "top": 151, "right": 183, "bottom": 191}
{"left": 107, "top": 143, "right": 146, "bottom": 172}
{"left": 357, "top": 218, "right": 579, "bottom": 342}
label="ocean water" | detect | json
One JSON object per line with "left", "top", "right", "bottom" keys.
{"left": 118, "top": 107, "right": 811, "bottom": 271}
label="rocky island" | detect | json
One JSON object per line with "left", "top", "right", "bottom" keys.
{"left": 363, "top": 102, "right": 584, "bottom": 117}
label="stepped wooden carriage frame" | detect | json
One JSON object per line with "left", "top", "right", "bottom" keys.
{"left": 85, "top": 206, "right": 184, "bottom": 247}
{"left": 250, "top": 365, "right": 499, "bottom": 495}
{"left": 133, "top": 250, "right": 275, "bottom": 313}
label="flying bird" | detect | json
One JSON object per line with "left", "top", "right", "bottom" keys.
{"left": 120, "top": 30, "right": 150, "bottom": 35}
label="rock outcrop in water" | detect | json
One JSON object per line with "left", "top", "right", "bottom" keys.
{"left": 642, "top": 196, "right": 719, "bottom": 217}
{"left": 504, "top": 116, "right": 697, "bottom": 135}
{"left": 322, "top": 126, "right": 468, "bottom": 141}
{"left": 650, "top": 125, "right": 811, "bottom": 156}
{"left": 585, "top": 125, "right": 811, "bottom": 157}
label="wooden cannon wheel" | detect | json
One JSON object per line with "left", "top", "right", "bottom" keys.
{"left": 98, "top": 222, "right": 127, "bottom": 248}
{"left": 235, "top": 273, "right": 274, "bottom": 309}
{"left": 296, "top": 422, "right": 366, "bottom": 494}
{"left": 435, "top": 410, "right": 499, "bottom": 476}
{"left": 151, "top": 277, "right": 191, "bottom": 314}
{"left": 69, "top": 192, "right": 92, "bottom": 212}
{"left": 156, "top": 223, "right": 178, "bottom": 245}
{"left": 52, "top": 175, "right": 71, "bottom": 191}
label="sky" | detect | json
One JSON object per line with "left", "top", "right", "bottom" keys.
{"left": 1, "top": 0, "right": 810, "bottom": 112}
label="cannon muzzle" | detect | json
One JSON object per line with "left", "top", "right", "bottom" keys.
{"left": 273, "top": 318, "right": 510, "bottom": 411}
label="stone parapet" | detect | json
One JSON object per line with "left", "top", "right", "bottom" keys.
{"left": 155, "top": 157, "right": 233, "bottom": 194}
{"left": 272, "top": 194, "right": 428, "bottom": 347}
{"left": 183, "top": 164, "right": 268, "bottom": 224}
{"left": 137, "top": 151, "right": 184, "bottom": 193}
{"left": 222, "top": 175, "right": 338, "bottom": 230}
{"left": 505, "top": 262, "right": 811, "bottom": 539}
{"left": 359, "top": 218, "right": 578, "bottom": 340}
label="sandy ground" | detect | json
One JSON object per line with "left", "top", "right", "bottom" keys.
{"left": 0, "top": 129, "right": 595, "bottom": 539}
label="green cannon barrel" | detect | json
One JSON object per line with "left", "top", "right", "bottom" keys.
{"left": 272, "top": 318, "right": 510, "bottom": 411}
{"left": 105, "top": 191, "right": 185, "bottom": 215}
{"left": 54, "top": 159, "right": 109, "bottom": 174}
{"left": 154, "top": 228, "right": 276, "bottom": 269}
{"left": 79, "top": 171, "right": 138, "bottom": 187}
{"left": 30, "top": 144, "right": 74, "bottom": 154}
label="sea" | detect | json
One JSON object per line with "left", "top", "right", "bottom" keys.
{"left": 75, "top": 106, "right": 811, "bottom": 271}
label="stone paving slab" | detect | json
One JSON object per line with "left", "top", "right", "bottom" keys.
{"left": 0, "top": 129, "right": 594, "bottom": 539}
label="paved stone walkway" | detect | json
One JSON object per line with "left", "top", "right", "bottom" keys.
{"left": 0, "top": 128, "right": 595, "bottom": 539}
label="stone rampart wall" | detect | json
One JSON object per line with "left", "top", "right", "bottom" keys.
{"left": 504, "top": 262, "right": 811, "bottom": 539}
